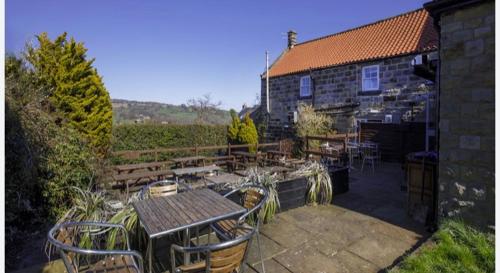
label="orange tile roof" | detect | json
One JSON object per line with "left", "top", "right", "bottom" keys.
{"left": 267, "top": 9, "right": 438, "bottom": 78}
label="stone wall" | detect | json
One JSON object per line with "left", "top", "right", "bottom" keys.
{"left": 260, "top": 54, "right": 436, "bottom": 140}
{"left": 436, "top": 1, "right": 494, "bottom": 229}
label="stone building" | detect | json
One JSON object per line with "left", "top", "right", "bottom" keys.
{"left": 425, "top": 0, "right": 494, "bottom": 229}
{"left": 260, "top": 9, "right": 439, "bottom": 140}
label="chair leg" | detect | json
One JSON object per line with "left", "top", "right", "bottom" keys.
{"left": 256, "top": 231, "right": 266, "bottom": 273}
{"left": 361, "top": 156, "right": 365, "bottom": 172}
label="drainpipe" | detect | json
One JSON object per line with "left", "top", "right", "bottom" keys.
{"left": 266, "top": 51, "right": 270, "bottom": 113}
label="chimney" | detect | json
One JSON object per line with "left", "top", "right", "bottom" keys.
{"left": 287, "top": 30, "right": 297, "bottom": 49}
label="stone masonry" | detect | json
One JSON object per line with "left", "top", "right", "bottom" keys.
{"left": 430, "top": 0, "right": 494, "bottom": 229}
{"left": 260, "top": 54, "right": 436, "bottom": 140}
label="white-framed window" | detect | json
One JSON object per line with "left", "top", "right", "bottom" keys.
{"left": 300, "top": 76, "right": 312, "bottom": 97}
{"left": 362, "top": 65, "right": 380, "bottom": 91}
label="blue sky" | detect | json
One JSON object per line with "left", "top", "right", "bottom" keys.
{"left": 6, "top": 0, "right": 428, "bottom": 110}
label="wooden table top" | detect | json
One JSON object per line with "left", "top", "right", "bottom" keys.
{"left": 204, "top": 173, "right": 242, "bottom": 185}
{"left": 171, "top": 156, "right": 206, "bottom": 163}
{"left": 114, "top": 161, "right": 170, "bottom": 172}
{"left": 133, "top": 189, "right": 245, "bottom": 238}
{"left": 113, "top": 169, "right": 173, "bottom": 182}
{"left": 267, "top": 150, "right": 291, "bottom": 155}
{"left": 171, "top": 165, "right": 221, "bottom": 176}
{"left": 262, "top": 166, "right": 294, "bottom": 173}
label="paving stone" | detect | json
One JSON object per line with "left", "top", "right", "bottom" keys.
{"left": 365, "top": 220, "right": 428, "bottom": 246}
{"left": 246, "top": 233, "right": 287, "bottom": 266}
{"left": 248, "top": 258, "right": 292, "bottom": 273}
{"left": 260, "top": 217, "right": 313, "bottom": 248}
{"left": 346, "top": 233, "right": 414, "bottom": 268}
{"left": 273, "top": 243, "right": 341, "bottom": 273}
{"left": 329, "top": 250, "right": 381, "bottom": 273}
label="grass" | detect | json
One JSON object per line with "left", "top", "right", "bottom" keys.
{"left": 392, "top": 219, "right": 495, "bottom": 273}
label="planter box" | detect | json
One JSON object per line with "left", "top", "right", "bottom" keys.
{"left": 217, "top": 176, "right": 309, "bottom": 213}
{"left": 276, "top": 176, "right": 308, "bottom": 212}
{"left": 328, "top": 166, "right": 349, "bottom": 196}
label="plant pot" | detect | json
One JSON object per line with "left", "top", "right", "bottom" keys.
{"left": 328, "top": 166, "right": 349, "bottom": 197}
{"left": 276, "top": 176, "right": 308, "bottom": 212}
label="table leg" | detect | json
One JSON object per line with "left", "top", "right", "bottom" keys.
{"left": 148, "top": 237, "right": 153, "bottom": 273}
{"left": 183, "top": 228, "right": 190, "bottom": 265}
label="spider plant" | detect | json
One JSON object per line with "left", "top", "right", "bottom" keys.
{"left": 238, "top": 167, "right": 280, "bottom": 223}
{"left": 291, "top": 161, "right": 332, "bottom": 205}
{"left": 106, "top": 193, "right": 141, "bottom": 250}
{"left": 45, "top": 186, "right": 113, "bottom": 261}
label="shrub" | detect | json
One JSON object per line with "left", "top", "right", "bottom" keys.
{"left": 111, "top": 123, "right": 228, "bottom": 163}
{"left": 295, "top": 103, "right": 334, "bottom": 150}
{"left": 295, "top": 103, "right": 333, "bottom": 138}
{"left": 237, "top": 114, "right": 259, "bottom": 153}
{"left": 227, "top": 111, "right": 259, "bottom": 153}
{"left": 227, "top": 109, "right": 240, "bottom": 143}
{"left": 6, "top": 55, "right": 97, "bottom": 268}
{"left": 26, "top": 32, "right": 113, "bottom": 155}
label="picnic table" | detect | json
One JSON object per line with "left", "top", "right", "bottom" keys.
{"left": 204, "top": 173, "right": 241, "bottom": 188}
{"left": 232, "top": 151, "right": 262, "bottom": 164}
{"left": 132, "top": 188, "right": 246, "bottom": 272}
{"left": 114, "top": 161, "right": 171, "bottom": 174}
{"left": 171, "top": 165, "right": 221, "bottom": 178}
{"left": 267, "top": 150, "right": 292, "bottom": 160}
{"left": 113, "top": 169, "right": 174, "bottom": 198}
{"left": 172, "top": 156, "right": 206, "bottom": 168}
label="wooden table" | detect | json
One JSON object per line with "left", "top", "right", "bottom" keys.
{"left": 204, "top": 173, "right": 241, "bottom": 187}
{"left": 132, "top": 189, "right": 246, "bottom": 272}
{"left": 172, "top": 156, "right": 206, "bottom": 168}
{"left": 171, "top": 165, "right": 221, "bottom": 177}
{"left": 114, "top": 161, "right": 171, "bottom": 174}
{"left": 267, "top": 150, "right": 292, "bottom": 160}
{"left": 232, "top": 151, "right": 261, "bottom": 164}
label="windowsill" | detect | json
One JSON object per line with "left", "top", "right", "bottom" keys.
{"left": 358, "top": 90, "right": 381, "bottom": 96}
{"left": 298, "top": 95, "right": 313, "bottom": 100}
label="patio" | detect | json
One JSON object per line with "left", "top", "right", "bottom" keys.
{"left": 242, "top": 162, "right": 430, "bottom": 273}
{"left": 15, "top": 163, "right": 430, "bottom": 273}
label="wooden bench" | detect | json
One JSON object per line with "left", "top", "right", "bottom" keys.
{"left": 112, "top": 169, "right": 174, "bottom": 198}
{"left": 114, "top": 160, "right": 172, "bottom": 174}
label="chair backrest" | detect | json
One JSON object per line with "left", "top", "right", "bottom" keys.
{"left": 141, "top": 180, "right": 178, "bottom": 199}
{"left": 48, "top": 222, "right": 143, "bottom": 273}
{"left": 242, "top": 188, "right": 263, "bottom": 210}
{"left": 208, "top": 240, "right": 248, "bottom": 273}
{"left": 279, "top": 139, "right": 294, "bottom": 154}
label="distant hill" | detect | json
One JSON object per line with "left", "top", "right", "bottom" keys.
{"left": 112, "top": 99, "right": 231, "bottom": 125}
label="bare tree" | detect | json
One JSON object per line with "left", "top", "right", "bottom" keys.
{"left": 187, "top": 93, "right": 222, "bottom": 124}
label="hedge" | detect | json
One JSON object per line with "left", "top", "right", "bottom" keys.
{"left": 111, "top": 124, "right": 228, "bottom": 163}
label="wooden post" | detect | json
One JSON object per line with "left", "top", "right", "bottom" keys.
{"left": 306, "top": 135, "right": 309, "bottom": 153}
{"left": 194, "top": 145, "right": 198, "bottom": 156}
{"left": 228, "top": 143, "right": 231, "bottom": 156}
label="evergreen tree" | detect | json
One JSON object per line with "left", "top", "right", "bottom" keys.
{"left": 227, "top": 109, "right": 241, "bottom": 143}
{"left": 238, "top": 113, "right": 259, "bottom": 153}
{"left": 26, "top": 32, "right": 113, "bottom": 154}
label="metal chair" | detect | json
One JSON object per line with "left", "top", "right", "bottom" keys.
{"left": 47, "top": 221, "right": 144, "bottom": 273}
{"left": 360, "top": 143, "right": 378, "bottom": 173}
{"left": 171, "top": 226, "right": 256, "bottom": 273}
{"left": 210, "top": 184, "right": 268, "bottom": 273}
